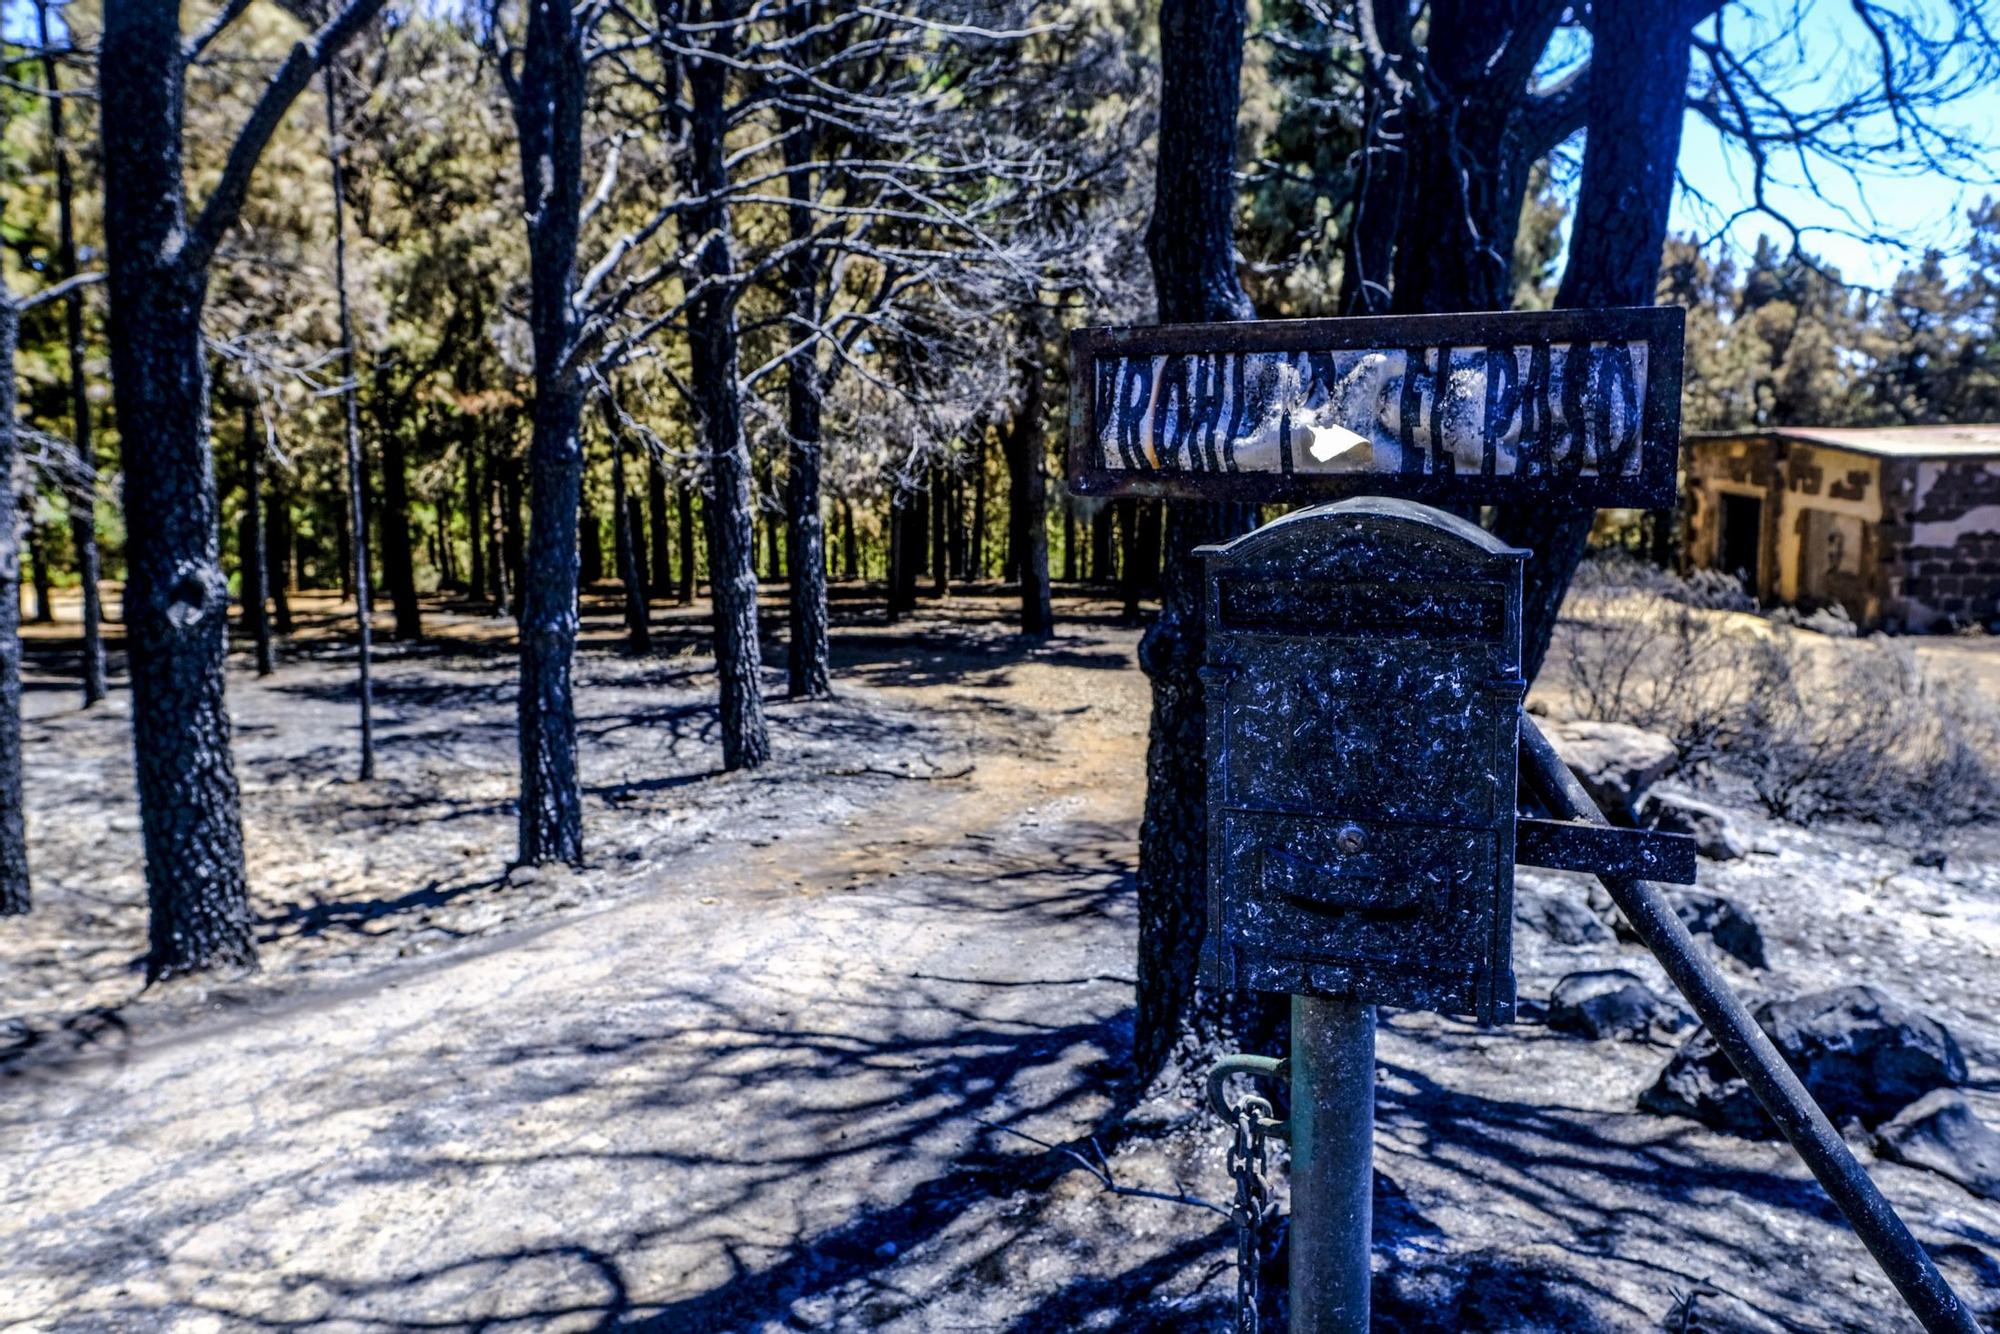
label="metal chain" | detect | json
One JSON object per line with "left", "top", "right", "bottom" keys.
{"left": 1227, "top": 1102, "right": 1272, "bottom": 1334}
{"left": 1210, "top": 1055, "right": 1285, "bottom": 1334}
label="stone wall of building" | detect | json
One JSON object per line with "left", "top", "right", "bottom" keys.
{"left": 1773, "top": 443, "right": 1884, "bottom": 622}
{"left": 1881, "top": 458, "right": 2000, "bottom": 629}
{"left": 1684, "top": 437, "right": 1780, "bottom": 594}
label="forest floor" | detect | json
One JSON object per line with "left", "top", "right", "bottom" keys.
{"left": 3, "top": 585, "right": 1999, "bottom": 1332}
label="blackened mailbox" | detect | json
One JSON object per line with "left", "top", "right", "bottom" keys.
{"left": 1200, "top": 497, "right": 1526, "bottom": 1025}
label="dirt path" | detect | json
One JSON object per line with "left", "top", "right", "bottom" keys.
{"left": 3, "top": 594, "right": 1222, "bottom": 1331}
{"left": 4, "top": 591, "right": 1998, "bottom": 1332}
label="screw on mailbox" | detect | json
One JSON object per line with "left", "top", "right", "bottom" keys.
{"left": 1068, "top": 306, "right": 1979, "bottom": 1334}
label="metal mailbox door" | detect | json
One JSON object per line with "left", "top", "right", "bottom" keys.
{"left": 1199, "top": 498, "right": 1527, "bottom": 1024}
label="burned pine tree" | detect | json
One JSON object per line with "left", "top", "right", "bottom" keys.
{"left": 34, "top": 0, "right": 106, "bottom": 708}
{"left": 239, "top": 397, "right": 275, "bottom": 678}
{"left": 1001, "top": 326, "right": 1053, "bottom": 639}
{"left": 777, "top": 9, "right": 831, "bottom": 700}
{"left": 99, "top": 0, "right": 388, "bottom": 978}
{"left": 323, "top": 62, "right": 377, "bottom": 781}
{"left": 678, "top": 0, "right": 771, "bottom": 770}
{"left": 600, "top": 393, "right": 652, "bottom": 654}
{"left": 0, "top": 297, "right": 29, "bottom": 916}
{"left": 494, "top": 0, "right": 590, "bottom": 862}
{"left": 1131, "top": 0, "right": 1261, "bottom": 1080}
{"left": 0, "top": 127, "right": 96, "bottom": 915}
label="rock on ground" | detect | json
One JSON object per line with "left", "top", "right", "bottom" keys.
{"left": 1513, "top": 883, "right": 1613, "bottom": 946}
{"left": 1544, "top": 718, "right": 1678, "bottom": 822}
{"left": 1641, "top": 984, "right": 1968, "bottom": 1136}
{"left": 1640, "top": 786, "right": 1749, "bottom": 861}
{"left": 1546, "top": 969, "right": 1689, "bottom": 1042}
{"left": 1668, "top": 889, "right": 1768, "bottom": 969}
{"left": 1877, "top": 1090, "right": 2000, "bottom": 1201}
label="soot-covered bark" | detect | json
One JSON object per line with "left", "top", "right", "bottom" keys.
{"left": 1002, "top": 334, "right": 1052, "bottom": 640}
{"left": 0, "top": 303, "right": 30, "bottom": 916}
{"left": 782, "top": 71, "right": 832, "bottom": 700}
{"left": 100, "top": 0, "right": 260, "bottom": 977}
{"left": 685, "top": 0, "right": 770, "bottom": 770}
{"left": 241, "top": 398, "right": 274, "bottom": 678}
{"left": 1131, "top": 0, "right": 1261, "bottom": 1080}
{"left": 508, "top": 0, "right": 589, "bottom": 864}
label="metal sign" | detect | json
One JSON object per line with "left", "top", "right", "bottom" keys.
{"left": 1068, "top": 306, "right": 1685, "bottom": 508}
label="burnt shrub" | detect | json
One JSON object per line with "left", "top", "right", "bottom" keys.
{"left": 1554, "top": 555, "right": 2000, "bottom": 830}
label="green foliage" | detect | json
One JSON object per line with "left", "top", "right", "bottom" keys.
{"left": 1666, "top": 207, "right": 2000, "bottom": 432}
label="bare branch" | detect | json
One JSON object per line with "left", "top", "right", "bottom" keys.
{"left": 186, "top": 0, "right": 393, "bottom": 272}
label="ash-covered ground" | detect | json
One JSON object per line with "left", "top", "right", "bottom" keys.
{"left": 2, "top": 587, "right": 1996, "bottom": 1332}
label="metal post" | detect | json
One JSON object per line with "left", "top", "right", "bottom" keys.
{"left": 1289, "top": 995, "right": 1375, "bottom": 1333}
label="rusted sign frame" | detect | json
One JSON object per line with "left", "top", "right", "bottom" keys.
{"left": 1067, "top": 305, "right": 1686, "bottom": 509}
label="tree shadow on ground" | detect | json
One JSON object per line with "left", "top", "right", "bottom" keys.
{"left": 3, "top": 814, "right": 1159, "bottom": 1331}
{"left": 252, "top": 872, "right": 510, "bottom": 945}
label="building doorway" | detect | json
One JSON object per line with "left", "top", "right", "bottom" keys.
{"left": 1719, "top": 493, "right": 1763, "bottom": 598}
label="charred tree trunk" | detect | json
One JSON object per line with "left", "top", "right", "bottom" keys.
{"left": 887, "top": 490, "right": 918, "bottom": 620}
{"left": 508, "top": 0, "right": 588, "bottom": 863}
{"left": 840, "top": 498, "right": 858, "bottom": 582}
{"left": 0, "top": 302, "right": 31, "bottom": 915}
{"left": 1090, "top": 505, "right": 1114, "bottom": 585}
{"left": 26, "top": 519, "right": 53, "bottom": 624}
{"left": 930, "top": 464, "right": 949, "bottom": 598}
{"left": 764, "top": 503, "right": 782, "bottom": 582}
{"left": 949, "top": 472, "right": 966, "bottom": 581}
{"left": 1062, "top": 497, "right": 1078, "bottom": 583}
{"left": 490, "top": 464, "right": 515, "bottom": 619}
{"left": 101, "top": 0, "right": 255, "bottom": 977}
{"left": 580, "top": 489, "right": 606, "bottom": 586}
{"left": 334, "top": 487, "right": 353, "bottom": 600}
{"left": 373, "top": 370, "right": 423, "bottom": 640}
{"left": 685, "top": 0, "right": 770, "bottom": 769}
{"left": 677, "top": 480, "right": 697, "bottom": 604}
{"left": 325, "top": 64, "right": 376, "bottom": 781}
{"left": 265, "top": 477, "right": 292, "bottom": 633}
{"left": 1491, "top": 0, "right": 1693, "bottom": 679}
{"left": 1120, "top": 499, "right": 1143, "bottom": 619}
{"left": 1133, "top": 0, "right": 1260, "bottom": 1080}
{"left": 605, "top": 400, "right": 651, "bottom": 654}
{"left": 1001, "top": 341, "right": 1053, "bottom": 638}
{"left": 241, "top": 399, "right": 273, "bottom": 677}
{"left": 781, "top": 71, "right": 832, "bottom": 700}
{"left": 970, "top": 423, "right": 989, "bottom": 579}
{"left": 1137, "top": 500, "right": 1163, "bottom": 597}
{"left": 38, "top": 0, "right": 105, "bottom": 706}
{"left": 647, "top": 454, "right": 671, "bottom": 599}
{"left": 465, "top": 425, "right": 486, "bottom": 605}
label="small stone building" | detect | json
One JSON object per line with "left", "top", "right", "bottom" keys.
{"left": 1683, "top": 425, "right": 2000, "bottom": 630}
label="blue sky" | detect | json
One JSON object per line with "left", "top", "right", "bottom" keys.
{"left": 1666, "top": 1, "right": 2000, "bottom": 288}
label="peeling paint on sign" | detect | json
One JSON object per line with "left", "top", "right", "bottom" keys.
{"left": 1069, "top": 307, "right": 1684, "bottom": 508}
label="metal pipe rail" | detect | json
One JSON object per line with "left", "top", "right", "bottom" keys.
{"left": 1519, "top": 717, "right": 1978, "bottom": 1334}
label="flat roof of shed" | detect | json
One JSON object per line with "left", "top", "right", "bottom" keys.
{"left": 1690, "top": 424, "right": 2000, "bottom": 458}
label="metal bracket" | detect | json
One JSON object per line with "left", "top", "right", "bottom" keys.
{"left": 1516, "top": 817, "right": 1697, "bottom": 885}
{"left": 1207, "top": 1053, "right": 1291, "bottom": 1141}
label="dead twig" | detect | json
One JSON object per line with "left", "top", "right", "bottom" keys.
{"left": 824, "top": 755, "right": 975, "bottom": 781}
{"left": 976, "top": 1120, "right": 1231, "bottom": 1219}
